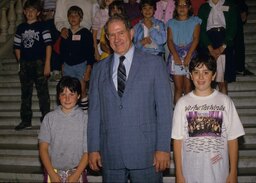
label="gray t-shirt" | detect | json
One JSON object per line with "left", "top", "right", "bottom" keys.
{"left": 38, "top": 105, "right": 88, "bottom": 170}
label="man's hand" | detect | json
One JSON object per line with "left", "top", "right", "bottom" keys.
{"left": 153, "top": 151, "right": 170, "bottom": 172}
{"left": 89, "top": 152, "right": 102, "bottom": 171}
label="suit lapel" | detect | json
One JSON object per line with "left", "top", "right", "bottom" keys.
{"left": 123, "top": 50, "right": 141, "bottom": 97}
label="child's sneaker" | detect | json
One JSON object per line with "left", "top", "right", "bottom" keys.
{"left": 14, "top": 122, "right": 32, "bottom": 131}
{"left": 53, "top": 70, "right": 62, "bottom": 81}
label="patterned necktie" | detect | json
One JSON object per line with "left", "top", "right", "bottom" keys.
{"left": 118, "top": 56, "right": 126, "bottom": 97}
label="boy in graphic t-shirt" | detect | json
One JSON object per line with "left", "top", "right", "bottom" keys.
{"left": 14, "top": 0, "right": 52, "bottom": 131}
{"left": 172, "top": 55, "right": 245, "bottom": 183}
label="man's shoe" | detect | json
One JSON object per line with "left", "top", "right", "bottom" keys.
{"left": 15, "top": 122, "right": 32, "bottom": 131}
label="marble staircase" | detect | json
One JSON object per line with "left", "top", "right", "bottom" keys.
{"left": 0, "top": 0, "right": 256, "bottom": 182}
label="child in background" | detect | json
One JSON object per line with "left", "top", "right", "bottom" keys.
{"left": 42, "top": 0, "right": 62, "bottom": 81}
{"left": 133, "top": 0, "right": 166, "bottom": 56}
{"left": 92, "top": 0, "right": 114, "bottom": 61}
{"left": 39, "top": 76, "right": 88, "bottom": 183}
{"left": 124, "top": 0, "right": 142, "bottom": 26}
{"left": 167, "top": 0, "right": 201, "bottom": 104}
{"left": 172, "top": 55, "right": 245, "bottom": 183}
{"left": 198, "top": 0, "right": 237, "bottom": 94}
{"left": 154, "top": 0, "right": 175, "bottom": 24}
{"left": 60, "top": 6, "right": 94, "bottom": 111}
{"left": 13, "top": 0, "right": 51, "bottom": 130}
{"left": 190, "top": 0, "right": 206, "bottom": 15}
{"left": 99, "top": 0, "right": 125, "bottom": 60}
{"left": 154, "top": 0, "right": 175, "bottom": 61}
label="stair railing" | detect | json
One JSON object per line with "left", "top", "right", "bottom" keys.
{"left": 0, "top": 0, "right": 23, "bottom": 43}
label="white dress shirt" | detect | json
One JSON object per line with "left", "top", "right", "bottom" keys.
{"left": 112, "top": 45, "right": 135, "bottom": 90}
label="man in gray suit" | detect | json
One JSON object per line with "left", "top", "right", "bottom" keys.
{"left": 88, "top": 15, "right": 173, "bottom": 183}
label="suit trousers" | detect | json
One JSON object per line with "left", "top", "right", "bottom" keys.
{"left": 103, "top": 166, "right": 163, "bottom": 183}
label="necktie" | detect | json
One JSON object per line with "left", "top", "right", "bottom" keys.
{"left": 118, "top": 56, "right": 126, "bottom": 97}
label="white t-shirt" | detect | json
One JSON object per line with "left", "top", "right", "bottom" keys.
{"left": 172, "top": 90, "right": 245, "bottom": 183}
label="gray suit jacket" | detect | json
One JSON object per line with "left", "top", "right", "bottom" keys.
{"left": 88, "top": 48, "right": 173, "bottom": 170}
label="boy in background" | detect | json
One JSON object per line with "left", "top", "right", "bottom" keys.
{"left": 60, "top": 6, "right": 94, "bottom": 111}
{"left": 172, "top": 56, "right": 245, "bottom": 183}
{"left": 14, "top": 0, "right": 52, "bottom": 131}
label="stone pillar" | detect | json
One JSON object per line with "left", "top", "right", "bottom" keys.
{"left": 8, "top": 0, "right": 17, "bottom": 34}
{"left": 0, "top": 8, "right": 9, "bottom": 42}
{"left": 16, "top": 0, "right": 23, "bottom": 26}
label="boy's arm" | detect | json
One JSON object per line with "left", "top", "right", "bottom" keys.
{"left": 68, "top": 153, "right": 88, "bottom": 182}
{"left": 39, "top": 142, "right": 61, "bottom": 182}
{"left": 173, "top": 139, "right": 186, "bottom": 183}
{"left": 44, "top": 45, "right": 52, "bottom": 77}
{"left": 14, "top": 49, "right": 21, "bottom": 62}
{"left": 226, "top": 139, "right": 238, "bottom": 183}
{"left": 84, "top": 65, "right": 92, "bottom": 82}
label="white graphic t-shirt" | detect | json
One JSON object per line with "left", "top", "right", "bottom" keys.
{"left": 172, "top": 90, "right": 245, "bottom": 183}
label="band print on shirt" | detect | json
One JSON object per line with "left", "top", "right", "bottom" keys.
{"left": 187, "top": 111, "right": 223, "bottom": 137}
{"left": 183, "top": 104, "right": 227, "bottom": 154}
{"left": 22, "top": 30, "right": 40, "bottom": 48}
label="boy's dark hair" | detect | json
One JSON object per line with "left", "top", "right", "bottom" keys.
{"left": 173, "top": 0, "right": 193, "bottom": 19}
{"left": 139, "top": 0, "right": 157, "bottom": 11}
{"left": 23, "top": 0, "right": 42, "bottom": 12}
{"left": 56, "top": 76, "right": 81, "bottom": 105}
{"left": 67, "top": 6, "right": 84, "bottom": 19}
{"left": 104, "top": 14, "right": 132, "bottom": 36}
{"left": 189, "top": 55, "right": 217, "bottom": 74}
{"left": 109, "top": 1, "right": 125, "bottom": 17}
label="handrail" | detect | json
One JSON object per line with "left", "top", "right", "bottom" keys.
{"left": 0, "top": 0, "right": 23, "bottom": 43}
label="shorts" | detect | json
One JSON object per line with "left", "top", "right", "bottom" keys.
{"left": 215, "top": 55, "right": 225, "bottom": 82}
{"left": 63, "top": 62, "right": 87, "bottom": 81}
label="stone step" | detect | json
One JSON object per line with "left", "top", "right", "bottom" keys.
{"left": 228, "top": 80, "right": 256, "bottom": 92}
{"left": 0, "top": 117, "right": 42, "bottom": 126}
{"left": 0, "top": 100, "right": 57, "bottom": 111}
{"left": 0, "top": 80, "right": 57, "bottom": 86}
{"left": 246, "top": 0, "right": 256, "bottom": 6}
{"left": 244, "top": 32, "right": 256, "bottom": 40}
{"left": 244, "top": 42, "right": 256, "bottom": 51}
{"left": 244, "top": 22, "right": 256, "bottom": 33}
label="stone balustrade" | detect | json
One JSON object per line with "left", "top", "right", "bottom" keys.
{"left": 0, "top": 0, "right": 23, "bottom": 43}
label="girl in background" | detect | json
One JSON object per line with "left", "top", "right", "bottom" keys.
{"left": 92, "top": 0, "right": 114, "bottom": 61}
{"left": 133, "top": 0, "right": 166, "bottom": 56}
{"left": 167, "top": 0, "right": 201, "bottom": 104}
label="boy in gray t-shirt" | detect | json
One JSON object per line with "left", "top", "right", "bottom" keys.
{"left": 38, "top": 76, "right": 88, "bottom": 183}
